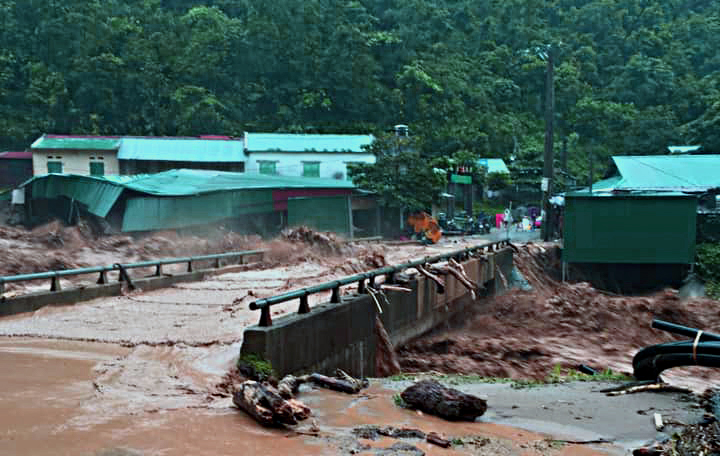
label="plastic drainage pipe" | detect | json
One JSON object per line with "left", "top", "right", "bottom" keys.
{"left": 651, "top": 319, "right": 720, "bottom": 342}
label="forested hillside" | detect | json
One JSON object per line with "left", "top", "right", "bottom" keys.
{"left": 1, "top": 0, "right": 718, "bottom": 179}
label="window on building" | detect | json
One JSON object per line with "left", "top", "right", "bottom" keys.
{"left": 47, "top": 161, "right": 63, "bottom": 173}
{"left": 303, "top": 161, "right": 320, "bottom": 178}
{"left": 259, "top": 161, "right": 277, "bottom": 175}
{"left": 90, "top": 162, "right": 105, "bottom": 176}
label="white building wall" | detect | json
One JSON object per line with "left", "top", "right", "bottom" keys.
{"left": 245, "top": 152, "right": 375, "bottom": 180}
{"left": 32, "top": 149, "right": 120, "bottom": 176}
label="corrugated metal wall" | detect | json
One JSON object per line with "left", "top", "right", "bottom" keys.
{"left": 564, "top": 194, "right": 697, "bottom": 264}
{"left": 121, "top": 189, "right": 274, "bottom": 231}
{"left": 287, "top": 196, "right": 351, "bottom": 236}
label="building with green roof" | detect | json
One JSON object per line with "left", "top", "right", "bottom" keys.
{"left": 562, "top": 155, "right": 720, "bottom": 288}
{"left": 21, "top": 169, "right": 383, "bottom": 236}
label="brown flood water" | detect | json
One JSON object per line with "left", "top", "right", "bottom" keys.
{"left": 0, "top": 338, "right": 610, "bottom": 456}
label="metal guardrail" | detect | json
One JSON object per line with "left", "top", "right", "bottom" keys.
{"left": 0, "top": 249, "right": 266, "bottom": 297}
{"left": 249, "top": 239, "right": 510, "bottom": 326}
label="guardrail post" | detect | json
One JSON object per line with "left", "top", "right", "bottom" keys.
{"left": 114, "top": 263, "right": 136, "bottom": 290}
{"left": 97, "top": 270, "right": 108, "bottom": 284}
{"left": 239, "top": 255, "right": 245, "bottom": 265}
{"left": 155, "top": 264, "right": 162, "bottom": 276}
{"left": 0, "top": 280, "right": 4, "bottom": 296}
{"left": 215, "top": 257, "right": 221, "bottom": 268}
{"left": 386, "top": 271, "right": 396, "bottom": 285}
{"left": 50, "top": 275, "right": 61, "bottom": 292}
{"left": 187, "top": 260, "right": 193, "bottom": 273}
{"left": 330, "top": 286, "right": 341, "bottom": 303}
{"left": 298, "top": 294, "right": 310, "bottom": 314}
{"left": 259, "top": 307, "right": 272, "bottom": 327}
{"left": 358, "top": 279, "right": 366, "bottom": 294}
{"left": 368, "top": 275, "right": 376, "bottom": 288}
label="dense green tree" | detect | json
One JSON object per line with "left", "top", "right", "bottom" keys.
{"left": 0, "top": 0, "right": 717, "bottom": 191}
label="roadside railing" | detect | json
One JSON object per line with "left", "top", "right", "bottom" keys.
{"left": 0, "top": 249, "right": 266, "bottom": 297}
{"left": 249, "top": 239, "right": 510, "bottom": 326}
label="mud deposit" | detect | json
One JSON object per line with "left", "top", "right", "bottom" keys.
{"left": 398, "top": 243, "right": 720, "bottom": 391}
{"left": 0, "top": 338, "right": 609, "bottom": 456}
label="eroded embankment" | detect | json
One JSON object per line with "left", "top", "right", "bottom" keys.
{"left": 398, "top": 243, "right": 720, "bottom": 390}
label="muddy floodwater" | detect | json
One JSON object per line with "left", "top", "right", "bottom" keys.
{"left": 1, "top": 338, "right": 622, "bottom": 456}
{"left": 0, "top": 235, "right": 709, "bottom": 455}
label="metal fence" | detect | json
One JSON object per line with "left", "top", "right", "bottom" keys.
{"left": 249, "top": 239, "right": 510, "bottom": 326}
{"left": 0, "top": 249, "right": 266, "bottom": 297}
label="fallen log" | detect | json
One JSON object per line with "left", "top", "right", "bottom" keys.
{"left": 400, "top": 379, "right": 487, "bottom": 421}
{"left": 309, "top": 373, "right": 363, "bottom": 394}
{"left": 232, "top": 380, "right": 310, "bottom": 426}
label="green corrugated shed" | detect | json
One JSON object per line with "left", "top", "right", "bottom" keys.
{"left": 287, "top": 196, "right": 351, "bottom": 236}
{"left": 563, "top": 192, "right": 697, "bottom": 264}
{"left": 23, "top": 169, "right": 359, "bottom": 232}
{"left": 31, "top": 135, "right": 121, "bottom": 150}
{"left": 122, "top": 190, "right": 274, "bottom": 231}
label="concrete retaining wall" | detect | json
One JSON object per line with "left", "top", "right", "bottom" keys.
{"left": 241, "top": 247, "right": 513, "bottom": 377}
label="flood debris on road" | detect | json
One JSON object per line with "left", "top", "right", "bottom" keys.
{"left": 400, "top": 379, "right": 487, "bottom": 421}
{"left": 232, "top": 368, "right": 368, "bottom": 426}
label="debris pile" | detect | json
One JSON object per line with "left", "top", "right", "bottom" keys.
{"left": 398, "top": 243, "right": 720, "bottom": 385}
{"left": 230, "top": 369, "right": 368, "bottom": 427}
{"left": 281, "top": 226, "right": 346, "bottom": 255}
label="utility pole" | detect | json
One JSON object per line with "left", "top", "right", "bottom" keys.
{"left": 541, "top": 46, "right": 555, "bottom": 242}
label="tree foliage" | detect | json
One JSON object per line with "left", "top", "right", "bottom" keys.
{"left": 348, "top": 134, "right": 446, "bottom": 212}
{"left": 0, "top": 0, "right": 718, "bottom": 185}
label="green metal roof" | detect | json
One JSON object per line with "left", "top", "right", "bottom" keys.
{"left": 118, "top": 137, "right": 245, "bottom": 162}
{"left": 31, "top": 135, "right": 121, "bottom": 150}
{"left": 612, "top": 155, "right": 720, "bottom": 191}
{"left": 123, "top": 169, "right": 355, "bottom": 196}
{"left": 476, "top": 158, "right": 509, "bottom": 174}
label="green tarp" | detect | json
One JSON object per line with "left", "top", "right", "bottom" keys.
{"left": 29, "top": 174, "right": 124, "bottom": 217}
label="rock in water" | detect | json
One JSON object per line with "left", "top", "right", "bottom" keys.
{"left": 400, "top": 379, "right": 487, "bottom": 421}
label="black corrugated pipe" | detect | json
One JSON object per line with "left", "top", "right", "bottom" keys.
{"left": 632, "top": 320, "right": 720, "bottom": 380}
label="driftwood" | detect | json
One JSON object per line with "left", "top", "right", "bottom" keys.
{"left": 426, "top": 432, "right": 452, "bottom": 448}
{"left": 400, "top": 379, "right": 487, "bottom": 421}
{"left": 442, "top": 265, "right": 478, "bottom": 299}
{"left": 380, "top": 284, "right": 412, "bottom": 293}
{"left": 308, "top": 370, "right": 365, "bottom": 394}
{"left": 232, "top": 380, "right": 310, "bottom": 426}
{"left": 449, "top": 259, "right": 481, "bottom": 290}
{"left": 375, "top": 315, "right": 401, "bottom": 377}
{"left": 278, "top": 374, "right": 306, "bottom": 399}
{"left": 604, "top": 382, "right": 692, "bottom": 397}
{"left": 416, "top": 264, "right": 445, "bottom": 291}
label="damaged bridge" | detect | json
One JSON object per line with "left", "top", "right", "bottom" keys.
{"left": 240, "top": 240, "right": 514, "bottom": 377}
